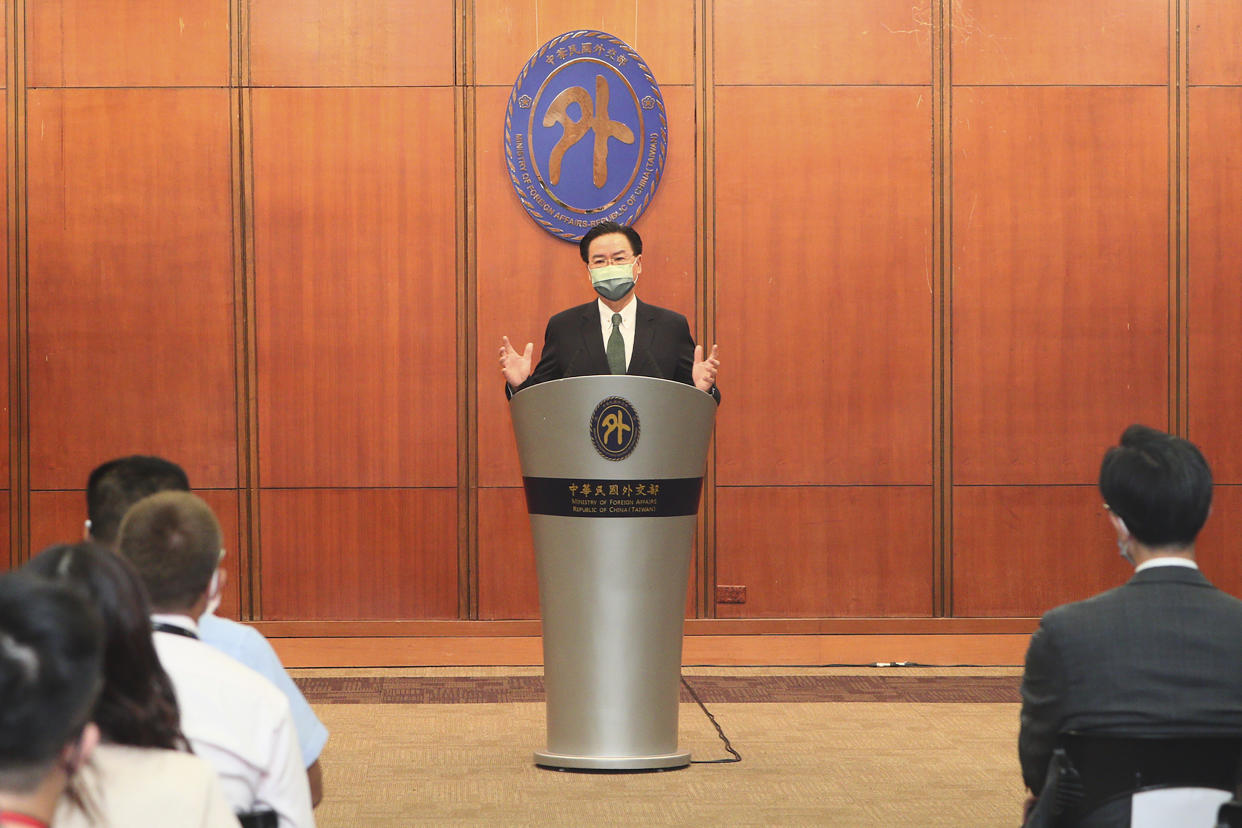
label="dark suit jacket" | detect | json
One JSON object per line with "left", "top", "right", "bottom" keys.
{"left": 1019, "top": 565, "right": 1242, "bottom": 797}
{"left": 508, "top": 298, "right": 720, "bottom": 402}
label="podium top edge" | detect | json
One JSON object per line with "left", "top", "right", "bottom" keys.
{"left": 509, "top": 375, "right": 704, "bottom": 398}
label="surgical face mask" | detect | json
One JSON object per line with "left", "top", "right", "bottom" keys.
{"left": 204, "top": 569, "right": 222, "bottom": 617}
{"left": 1110, "top": 511, "right": 1135, "bottom": 565}
{"left": 589, "top": 260, "right": 636, "bottom": 302}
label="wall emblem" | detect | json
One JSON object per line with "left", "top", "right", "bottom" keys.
{"left": 590, "top": 396, "right": 640, "bottom": 461}
{"left": 504, "top": 30, "right": 668, "bottom": 242}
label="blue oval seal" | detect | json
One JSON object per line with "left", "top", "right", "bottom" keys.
{"left": 504, "top": 30, "right": 668, "bottom": 243}
{"left": 590, "top": 396, "right": 640, "bottom": 461}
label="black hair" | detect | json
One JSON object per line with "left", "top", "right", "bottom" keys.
{"left": 0, "top": 572, "right": 103, "bottom": 791}
{"left": 579, "top": 221, "right": 643, "bottom": 263}
{"left": 86, "top": 455, "right": 190, "bottom": 546}
{"left": 1099, "top": 424, "right": 1213, "bottom": 548}
{"left": 26, "top": 543, "right": 187, "bottom": 751}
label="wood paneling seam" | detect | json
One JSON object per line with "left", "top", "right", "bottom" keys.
{"left": 6, "top": 0, "right": 29, "bottom": 566}
{"left": 457, "top": 0, "right": 478, "bottom": 620}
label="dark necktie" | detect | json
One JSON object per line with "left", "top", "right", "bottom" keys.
{"left": 606, "top": 313, "right": 625, "bottom": 374}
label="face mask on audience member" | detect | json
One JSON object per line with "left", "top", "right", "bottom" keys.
{"left": 203, "top": 569, "right": 222, "bottom": 617}
{"left": 589, "top": 261, "right": 636, "bottom": 302}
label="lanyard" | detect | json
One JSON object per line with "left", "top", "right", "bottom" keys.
{"left": 152, "top": 622, "right": 198, "bottom": 639}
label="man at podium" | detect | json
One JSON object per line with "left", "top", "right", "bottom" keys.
{"left": 499, "top": 221, "right": 720, "bottom": 402}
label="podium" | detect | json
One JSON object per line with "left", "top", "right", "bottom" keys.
{"left": 509, "top": 375, "right": 717, "bottom": 770}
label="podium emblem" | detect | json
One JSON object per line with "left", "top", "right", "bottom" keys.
{"left": 504, "top": 30, "right": 668, "bottom": 242}
{"left": 590, "top": 396, "right": 640, "bottom": 460}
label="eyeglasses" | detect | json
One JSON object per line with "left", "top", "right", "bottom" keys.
{"left": 589, "top": 253, "right": 636, "bottom": 267}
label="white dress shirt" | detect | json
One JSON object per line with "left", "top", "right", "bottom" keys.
{"left": 597, "top": 295, "right": 636, "bottom": 371}
{"left": 152, "top": 614, "right": 314, "bottom": 828}
{"left": 1135, "top": 556, "right": 1198, "bottom": 572}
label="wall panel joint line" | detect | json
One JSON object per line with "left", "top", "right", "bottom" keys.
{"left": 694, "top": 0, "right": 716, "bottom": 619}
{"left": 1170, "top": 0, "right": 1189, "bottom": 436}
{"left": 232, "top": 0, "right": 262, "bottom": 618}
{"left": 457, "top": 0, "right": 479, "bottom": 620}
{"left": 6, "top": 0, "right": 28, "bottom": 567}
{"left": 932, "top": 0, "right": 951, "bottom": 617}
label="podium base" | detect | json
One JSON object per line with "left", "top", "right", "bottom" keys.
{"left": 534, "top": 750, "right": 691, "bottom": 771}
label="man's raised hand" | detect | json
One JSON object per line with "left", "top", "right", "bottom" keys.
{"left": 692, "top": 343, "right": 719, "bottom": 393}
{"left": 500, "top": 336, "right": 534, "bottom": 388}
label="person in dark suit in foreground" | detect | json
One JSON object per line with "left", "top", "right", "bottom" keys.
{"left": 499, "top": 221, "right": 720, "bottom": 402}
{"left": 1020, "top": 424, "right": 1242, "bottom": 826}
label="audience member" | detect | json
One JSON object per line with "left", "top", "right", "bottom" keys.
{"left": 85, "top": 455, "right": 327, "bottom": 804}
{"left": 0, "top": 573, "right": 103, "bottom": 828}
{"left": 1020, "top": 424, "right": 1242, "bottom": 826}
{"left": 117, "top": 491, "right": 313, "bottom": 828}
{"left": 26, "top": 543, "right": 239, "bottom": 828}
{"left": 86, "top": 456, "right": 189, "bottom": 548}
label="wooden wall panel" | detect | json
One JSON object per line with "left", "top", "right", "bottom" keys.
{"left": 258, "top": 489, "right": 458, "bottom": 620}
{"left": 713, "top": 0, "right": 931, "bottom": 85}
{"left": 715, "top": 87, "right": 933, "bottom": 486}
{"left": 474, "top": 0, "right": 695, "bottom": 87}
{"left": 6, "top": 2, "right": 1226, "bottom": 633}
{"left": 952, "top": 87, "right": 1168, "bottom": 485}
{"left": 1, "top": 87, "right": 7, "bottom": 491}
{"left": 26, "top": 489, "right": 242, "bottom": 620}
{"left": 715, "top": 487, "right": 933, "bottom": 617}
{"left": 27, "top": 0, "right": 228, "bottom": 88}
{"left": 253, "top": 88, "right": 457, "bottom": 487}
{"left": 249, "top": 0, "right": 454, "bottom": 87}
{"left": 200, "top": 489, "right": 244, "bottom": 620}
{"left": 1195, "top": 486, "right": 1242, "bottom": 599}
{"left": 952, "top": 486, "right": 1125, "bottom": 617}
{"left": 0, "top": 493, "right": 7, "bottom": 567}
{"left": 27, "top": 490, "right": 88, "bottom": 554}
{"left": 1190, "top": 0, "right": 1242, "bottom": 85}
{"left": 476, "top": 85, "right": 697, "bottom": 487}
{"left": 26, "top": 89, "right": 237, "bottom": 491}
{"left": 1188, "top": 87, "right": 1242, "bottom": 484}
{"left": 476, "top": 487, "right": 538, "bottom": 619}
{"left": 0, "top": 493, "right": 8, "bottom": 568}
{"left": 952, "top": 0, "right": 1166, "bottom": 85}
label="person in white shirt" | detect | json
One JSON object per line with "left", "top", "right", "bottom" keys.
{"left": 117, "top": 491, "right": 314, "bottom": 828}
{"left": 84, "top": 455, "right": 327, "bottom": 806}
{"left": 26, "top": 542, "right": 239, "bottom": 828}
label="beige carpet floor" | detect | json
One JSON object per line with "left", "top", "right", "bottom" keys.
{"left": 293, "top": 666, "right": 1028, "bottom": 826}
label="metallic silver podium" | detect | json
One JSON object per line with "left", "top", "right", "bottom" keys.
{"left": 509, "top": 375, "right": 717, "bottom": 771}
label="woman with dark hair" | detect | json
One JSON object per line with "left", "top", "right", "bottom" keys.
{"left": 27, "top": 543, "right": 185, "bottom": 751}
{"left": 0, "top": 572, "right": 103, "bottom": 828}
{"left": 25, "top": 543, "right": 239, "bottom": 828}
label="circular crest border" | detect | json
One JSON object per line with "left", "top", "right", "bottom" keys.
{"left": 504, "top": 30, "right": 669, "bottom": 243}
{"left": 589, "top": 396, "right": 641, "bottom": 461}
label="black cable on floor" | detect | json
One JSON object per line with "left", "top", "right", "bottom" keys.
{"left": 681, "top": 675, "right": 742, "bottom": 764}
